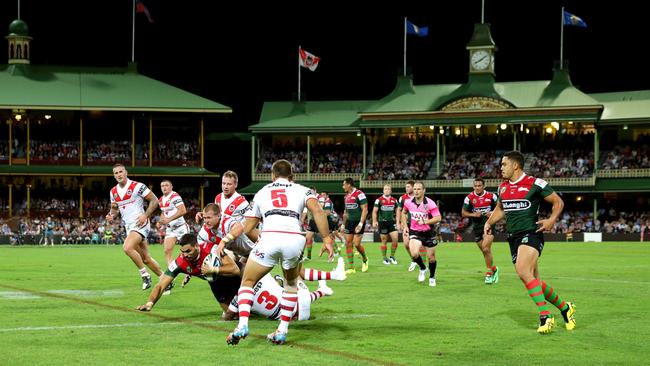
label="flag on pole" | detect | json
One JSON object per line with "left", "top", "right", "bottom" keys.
{"left": 136, "top": 0, "right": 154, "bottom": 23}
{"left": 563, "top": 10, "right": 586, "bottom": 27}
{"left": 299, "top": 47, "right": 320, "bottom": 71}
{"left": 406, "top": 20, "right": 428, "bottom": 37}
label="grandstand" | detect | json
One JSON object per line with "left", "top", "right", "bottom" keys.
{"left": 0, "top": 18, "right": 229, "bottom": 243}
{"left": 241, "top": 23, "right": 650, "bottom": 242}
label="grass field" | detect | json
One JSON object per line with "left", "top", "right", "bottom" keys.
{"left": 1, "top": 242, "right": 649, "bottom": 365}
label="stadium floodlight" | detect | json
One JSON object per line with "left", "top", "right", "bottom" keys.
{"left": 546, "top": 127, "right": 553, "bottom": 133}
{"left": 44, "top": 114, "right": 52, "bottom": 120}
{"left": 475, "top": 124, "right": 481, "bottom": 128}
{"left": 551, "top": 122, "right": 560, "bottom": 130}
{"left": 429, "top": 125, "right": 434, "bottom": 130}
{"left": 623, "top": 125, "right": 629, "bottom": 130}
{"left": 525, "top": 128, "right": 530, "bottom": 134}
{"left": 455, "top": 128, "right": 461, "bottom": 135}
{"left": 499, "top": 123, "right": 507, "bottom": 130}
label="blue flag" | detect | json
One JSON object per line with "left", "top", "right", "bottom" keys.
{"left": 563, "top": 10, "right": 587, "bottom": 27}
{"left": 406, "top": 20, "right": 428, "bottom": 37}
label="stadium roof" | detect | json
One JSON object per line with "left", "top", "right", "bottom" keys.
{"left": 0, "top": 63, "right": 231, "bottom": 113}
{"left": 251, "top": 68, "right": 649, "bottom": 132}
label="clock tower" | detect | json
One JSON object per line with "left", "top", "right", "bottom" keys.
{"left": 467, "top": 23, "right": 496, "bottom": 75}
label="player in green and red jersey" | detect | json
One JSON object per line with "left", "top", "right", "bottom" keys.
{"left": 485, "top": 151, "right": 576, "bottom": 334}
{"left": 341, "top": 177, "right": 369, "bottom": 273}
{"left": 372, "top": 184, "right": 399, "bottom": 265}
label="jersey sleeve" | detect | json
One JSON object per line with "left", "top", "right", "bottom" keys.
{"left": 534, "top": 178, "right": 555, "bottom": 197}
{"left": 171, "top": 195, "right": 184, "bottom": 207}
{"left": 428, "top": 198, "right": 441, "bottom": 217}
{"left": 164, "top": 259, "right": 183, "bottom": 278}
{"left": 374, "top": 198, "right": 380, "bottom": 207}
{"left": 497, "top": 183, "right": 506, "bottom": 202}
{"left": 462, "top": 196, "right": 472, "bottom": 211}
{"left": 136, "top": 182, "right": 152, "bottom": 198}
{"left": 109, "top": 192, "right": 115, "bottom": 204}
{"left": 248, "top": 194, "right": 262, "bottom": 219}
{"left": 490, "top": 193, "right": 498, "bottom": 210}
{"left": 197, "top": 228, "right": 210, "bottom": 244}
{"left": 357, "top": 191, "right": 368, "bottom": 205}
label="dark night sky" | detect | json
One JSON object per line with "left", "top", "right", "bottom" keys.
{"left": 1, "top": 1, "right": 648, "bottom": 130}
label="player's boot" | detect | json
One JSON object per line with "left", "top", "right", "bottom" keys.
{"left": 491, "top": 266, "right": 500, "bottom": 284}
{"left": 318, "top": 283, "right": 334, "bottom": 296}
{"left": 141, "top": 276, "right": 152, "bottom": 290}
{"left": 418, "top": 269, "right": 427, "bottom": 282}
{"left": 429, "top": 278, "right": 437, "bottom": 287}
{"left": 383, "top": 258, "right": 390, "bottom": 265}
{"left": 389, "top": 256, "right": 398, "bottom": 265}
{"left": 537, "top": 316, "right": 555, "bottom": 335}
{"left": 334, "top": 257, "right": 347, "bottom": 281}
{"left": 361, "top": 260, "right": 369, "bottom": 272}
{"left": 345, "top": 268, "right": 356, "bottom": 275}
{"left": 226, "top": 325, "right": 249, "bottom": 345}
{"left": 274, "top": 274, "right": 285, "bottom": 287}
{"left": 267, "top": 330, "right": 287, "bottom": 345}
{"left": 561, "top": 302, "right": 577, "bottom": 330}
{"left": 408, "top": 262, "right": 418, "bottom": 272}
{"left": 181, "top": 274, "right": 191, "bottom": 287}
{"left": 162, "top": 282, "right": 174, "bottom": 295}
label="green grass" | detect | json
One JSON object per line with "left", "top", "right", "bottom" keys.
{"left": 1, "top": 242, "right": 649, "bottom": 365}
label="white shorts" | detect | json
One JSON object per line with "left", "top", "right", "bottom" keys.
{"left": 249, "top": 232, "right": 305, "bottom": 270}
{"left": 126, "top": 221, "right": 150, "bottom": 239}
{"left": 165, "top": 223, "right": 189, "bottom": 240}
{"left": 227, "top": 234, "right": 256, "bottom": 258}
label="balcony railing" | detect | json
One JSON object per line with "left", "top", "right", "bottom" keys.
{"left": 253, "top": 173, "right": 363, "bottom": 181}
{"left": 360, "top": 176, "right": 596, "bottom": 189}
{"left": 596, "top": 169, "right": 650, "bottom": 178}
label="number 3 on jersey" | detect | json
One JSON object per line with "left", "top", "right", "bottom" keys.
{"left": 257, "top": 290, "right": 278, "bottom": 310}
{"left": 271, "top": 189, "right": 288, "bottom": 208}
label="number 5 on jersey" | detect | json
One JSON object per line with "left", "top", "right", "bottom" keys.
{"left": 271, "top": 189, "right": 288, "bottom": 208}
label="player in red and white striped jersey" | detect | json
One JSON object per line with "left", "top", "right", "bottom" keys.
{"left": 106, "top": 164, "right": 162, "bottom": 291}
{"left": 157, "top": 180, "right": 189, "bottom": 265}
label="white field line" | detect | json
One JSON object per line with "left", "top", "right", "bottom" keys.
{"left": 0, "top": 322, "right": 182, "bottom": 332}
{"left": 0, "top": 289, "right": 124, "bottom": 300}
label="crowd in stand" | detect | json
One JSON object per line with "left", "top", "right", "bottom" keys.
{"left": 439, "top": 151, "right": 502, "bottom": 180}
{"left": 528, "top": 149, "right": 594, "bottom": 178}
{"left": 1, "top": 139, "right": 200, "bottom": 165}
{"left": 366, "top": 152, "right": 433, "bottom": 180}
{"left": 600, "top": 144, "right": 650, "bottom": 170}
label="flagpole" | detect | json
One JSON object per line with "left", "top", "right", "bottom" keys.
{"left": 131, "top": 0, "right": 136, "bottom": 62}
{"left": 17, "top": 0, "right": 20, "bottom": 19}
{"left": 481, "top": 0, "right": 485, "bottom": 23}
{"left": 298, "top": 46, "right": 302, "bottom": 102}
{"left": 560, "top": 6, "right": 564, "bottom": 70}
{"left": 403, "top": 17, "right": 407, "bottom": 76}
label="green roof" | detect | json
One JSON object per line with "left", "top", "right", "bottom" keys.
{"left": 0, "top": 64, "right": 231, "bottom": 113}
{"left": 0, "top": 165, "right": 219, "bottom": 177}
{"left": 589, "top": 90, "right": 650, "bottom": 124}
{"left": 250, "top": 100, "right": 374, "bottom": 133}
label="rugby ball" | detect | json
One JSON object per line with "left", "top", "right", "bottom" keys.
{"left": 202, "top": 253, "right": 222, "bottom": 282}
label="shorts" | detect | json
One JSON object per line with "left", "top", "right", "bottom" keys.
{"left": 249, "top": 232, "right": 305, "bottom": 270}
{"left": 378, "top": 221, "right": 397, "bottom": 235}
{"left": 473, "top": 225, "right": 494, "bottom": 243}
{"left": 165, "top": 223, "right": 189, "bottom": 240}
{"left": 344, "top": 220, "right": 362, "bottom": 235}
{"left": 125, "top": 220, "right": 150, "bottom": 239}
{"left": 209, "top": 275, "right": 240, "bottom": 304}
{"left": 508, "top": 231, "right": 544, "bottom": 264}
{"left": 306, "top": 220, "right": 318, "bottom": 233}
{"left": 327, "top": 218, "right": 338, "bottom": 232}
{"left": 409, "top": 230, "right": 438, "bottom": 248}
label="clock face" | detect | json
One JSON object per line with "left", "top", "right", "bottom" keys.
{"left": 471, "top": 50, "right": 491, "bottom": 71}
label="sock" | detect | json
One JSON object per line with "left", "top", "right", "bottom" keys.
{"left": 390, "top": 242, "right": 398, "bottom": 257}
{"left": 310, "top": 290, "right": 325, "bottom": 302}
{"left": 236, "top": 287, "right": 255, "bottom": 328}
{"left": 304, "top": 268, "right": 332, "bottom": 281}
{"left": 139, "top": 267, "right": 149, "bottom": 278}
{"left": 345, "top": 246, "right": 355, "bottom": 269}
{"left": 419, "top": 247, "right": 427, "bottom": 262}
{"left": 278, "top": 291, "right": 298, "bottom": 333}
{"left": 525, "top": 279, "right": 551, "bottom": 317}
{"left": 380, "top": 244, "right": 387, "bottom": 259}
{"left": 305, "top": 238, "right": 313, "bottom": 258}
{"left": 541, "top": 280, "right": 569, "bottom": 312}
{"left": 429, "top": 261, "right": 437, "bottom": 278}
{"left": 414, "top": 256, "right": 426, "bottom": 270}
{"left": 357, "top": 245, "right": 368, "bottom": 261}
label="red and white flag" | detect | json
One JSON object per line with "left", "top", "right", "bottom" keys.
{"left": 299, "top": 47, "right": 320, "bottom": 71}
